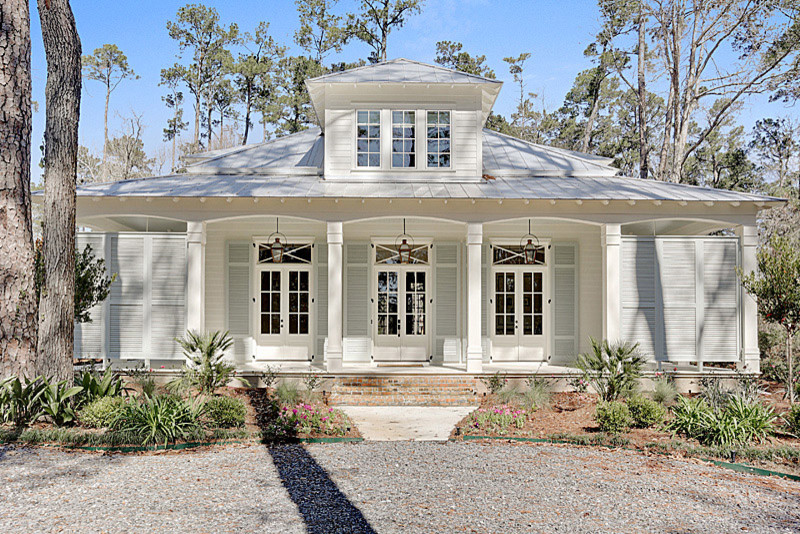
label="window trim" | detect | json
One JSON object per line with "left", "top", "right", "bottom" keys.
{"left": 425, "top": 110, "right": 452, "bottom": 169}
{"left": 390, "top": 109, "right": 417, "bottom": 170}
{"left": 355, "top": 109, "right": 381, "bottom": 168}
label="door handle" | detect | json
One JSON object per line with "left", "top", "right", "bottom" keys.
{"left": 397, "top": 318, "right": 401, "bottom": 337}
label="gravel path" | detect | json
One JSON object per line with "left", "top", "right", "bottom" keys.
{"left": 2, "top": 442, "right": 799, "bottom": 533}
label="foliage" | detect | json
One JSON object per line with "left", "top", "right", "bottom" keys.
{"left": 75, "top": 368, "right": 125, "bottom": 406}
{"left": 651, "top": 376, "right": 678, "bottom": 406}
{"left": 40, "top": 380, "right": 83, "bottom": 426}
{"left": 576, "top": 338, "right": 645, "bottom": 402}
{"left": 294, "top": 0, "right": 348, "bottom": 62}
{"left": 173, "top": 330, "right": 235, "bottom": 395}
{"left": 567, "top": 375, "right": 589, "bottom": 393}
{"left": 594, "top": 401, "right": 632, "bottom": 434}
{"left": 667, "top": 396, "right": 711, "bottom": 439}
{"left": 434, "top": 41, "right": 495, "bottom": 78}
{"left": 466, "top": 405, "right": 527, "bottom": 435}
{"left": 0, "top": 376, "right": 46, "bottom": 426}
{"left": 112, "top": 395, "right": 205, "bottom": 446}
{"left": 205, "top": 396, "right": 247, "bottom": 428}
{"left": 739, "top": 235, "right": 800, "bottom": 402}
{"left": 346, "top": 0, "right": 423, "bottom": 63}
{"left": 275, "top": 381, "right": 302, "bottom": 406}
{"left": 523, "top": 376, "right": 552, "bottom": 410}
{"left": 35, "top": 243, "right": 115, "bottom": 324}
{"left": 79, "top": 396, "right": 126, "bottom": 428}
{"left": 260, "top": 366, "right": 278, "bottom": 389}
{"left": 668, "top": 394, "right": 776, "bottom": 447}
{"left": 82, "top": 43, "right": 138, "bottom": 95}
{"left": 699, "top": 375, "right": 760, "bottom": 413}
{"left": 627, "top": 396, "right": 666, "bottom": 429}
{"left": 481, "top": 372, "right": 507, "bottom": 395}
{"left": 783, "top": 404, "right": 800, "bottom": 436}
{"left": 302, "top": 372, "right": 326, "bottom": 402}
{"left": 128, "top": 364, "right": 159, "bottom": 398}
{"left": 279, "top": 403, "right": 348, "bottom": 436}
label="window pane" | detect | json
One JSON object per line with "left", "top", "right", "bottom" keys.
{"left": 357, "top": 111, "right": 368, "bottom": 123}
{"left": 299, "top": 314, "right": 308, "bottom": 334}
{"left": 369, "top": 154, "right": 380, "bottom": 166}
{"left": 357, "top": 110, "right": 381, "bottom": 168}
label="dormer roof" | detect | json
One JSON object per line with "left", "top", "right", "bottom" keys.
{"left": 306, "top": 58, "right": 503, "bottom": 128}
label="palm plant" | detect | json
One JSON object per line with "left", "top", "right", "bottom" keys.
{"left": 172, "top": 330, "right": 235, "bottom": 395}
{"left": 575, "top": 339, "right": 646, "bottom": 402}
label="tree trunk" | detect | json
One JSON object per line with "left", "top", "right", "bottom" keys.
{"left": 581, "top": 71, "right": 602, "bottom": 154}
{"left": 37, "top": 0, "right": 81, "bottom": 382}
{"left": 243, "top": 86, "right": 252, "bottom": 145}
{"left": 789, "top": 332, "right": 795, "bottom": 404}
{"left": 102, "top": 83, "right": 109, "bottom": 180}
{"left": 0, "top": 0, "right": 38, "bottom": 379}
{"left": 637, "top": 5, "right": 648, "bottom": 180}
{"left": 194, "top": 95, "right": 200, "bottom": 145}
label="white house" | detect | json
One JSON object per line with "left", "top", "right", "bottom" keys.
{"left": 72, "top": 59, "right": 781, "bottom": 376}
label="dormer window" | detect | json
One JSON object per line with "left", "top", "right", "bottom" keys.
{"left": 426, "top": 111, "right": 451, "bottom": 168}
{"left": 356, "top": 110, "right": 381, "bottom": 167}
{"left": 391, "top": 111, "right": 416, "bottom": 168}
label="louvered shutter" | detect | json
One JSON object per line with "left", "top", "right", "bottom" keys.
{"left": 552, "top": 243, "right": 578, "bottom": 363}
{"left": 659, "top": 240, "right": 698, "bottom": 361}
{"left": 150, "top": 236, "right": 186, "bottom": 359}
{"left": 435, "top": 243, "right": 459, "bottom": 362}
{"left": 702, "top": 240, "right": 739, "bottom": 361}
{"left": 316, "top": 243, "right": 328, "bottom": 363}
{"left": 227, "top": 242, "right": 251, "bottom": 360}
{"left": 109, "top": 235, "right": 145, "bottom": 358}
{"left": 345, "top": 243, "right": 370, "bottom": 361}
{"left": 74, "top": 234, "right": 108, "bottom": 358}
{"left": 621, "top": 239, "right": 658, "bottom": 359}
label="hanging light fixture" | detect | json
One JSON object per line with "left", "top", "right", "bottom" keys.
{"left": 395, "top": 218, "right": 414, "bottom": 264}
{"left": 268, "top": 217, "right": 287, "bottom": 263}
{"left": 521, "top": 219, "right": 540, "bottom": 265}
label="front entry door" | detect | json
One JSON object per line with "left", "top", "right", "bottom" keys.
{"left": 491, "top": 269, "right": 547, "bottom": 361}
{"left": 255, "top": 266, "right": 313, "bottom": 360}
{"left": 373, "top": 268, "right": 429, "bottom": 362}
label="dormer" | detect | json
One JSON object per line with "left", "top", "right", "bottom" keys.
{"left": 306, "top": 58, "right": 502, "bottom": 182}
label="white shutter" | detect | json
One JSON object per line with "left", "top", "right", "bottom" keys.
{"left": 435, "top": 243, "right": 459, "bottom": 362}
{"left": 109, "top": 235, "right": 145, "bottom": 358}
{"left": 345, "top": 243, "right": 369, "bottom": 361}
{"left": 621, "top": 239, "right": 657, "bottom": 359}
{"left": 552, "top": 243, "right": 578, "bottom": 362}
{"left": 316, "top": 243, "right": 328, "bottom": 363}
{"left": 703, "top": 240, "right": 739, "bottom": 361}
{"left": 74, "top": 234, "right": 107, "bottom": 358}
{"left": 659, "top": 240, "right": 697, "bottom": 361}
{"left": 481, "top": 244, "right": 489, "bottom": 360}
{"left": 150, "top": 236, "right": 186, "bottom": 359}
{"left": 227, "top": 242, "right": 251, "bottom": 360}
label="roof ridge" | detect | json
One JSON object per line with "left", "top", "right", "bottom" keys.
{"left": 307, "top": 57, "right": 501, "bottom": 84}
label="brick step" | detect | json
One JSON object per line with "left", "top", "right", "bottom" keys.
{"left": 327, "top": 376, "right": 479, "bottom": 406}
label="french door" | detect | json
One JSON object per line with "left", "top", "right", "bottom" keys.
{"left": 490, "top": 268, "right": 547, "bottom": 361}
{"left": 254, "top": 266, "right": 313, "bottom": 360}
{"left": 373, "top": 268, "right": 429, "bottom": 362}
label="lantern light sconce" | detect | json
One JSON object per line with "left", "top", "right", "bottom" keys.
{"left": 395, "top": 218, "right": 414, "bottom": 264}
{"left": 520, "top": 219, "right": 540, "bottom": 265}
{"left": 268, "top": 217, "right": 287, "bottom": 263}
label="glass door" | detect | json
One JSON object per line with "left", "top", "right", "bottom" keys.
{"left": 490, "top": 268, "right": 547, "bottom": 362}
{"left": 255, "top": 266, "right": 313, "bottom": 360}
{"left": 373, "top": 268, "right": 429, "bottom": 362}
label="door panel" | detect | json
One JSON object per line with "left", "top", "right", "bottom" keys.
{"left": 255, "top": 267, "right": 313, "bottom": 361}
{"left": 491, "top": 268, "right": 547, "bottom": 362}
{"left": 373, "top": 268, "right": 429, "bottom": 362}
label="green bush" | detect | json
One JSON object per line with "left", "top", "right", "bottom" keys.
{"left": 75, "top": 368, "right": 125, "bottom": 406}
{"left": 667, "top": 396, "right": 711, "bottom": 438}
{"left": 523, "top": 376, "right": 552, "bottom": 410}
{"left": 79, "top": 396, "right": 126, "bottom": 428}
{"left": 112, "top": 395, "right": 205, "bottom": 446}
{"left": 627, "top": 396, "right": 666, "bottom": 428}
{"left": 481, "top": 372, "right": 508, "bottom": 395}
{"left": 205, "top": 396, "right": 246, "bottom": 428}
{"left": 172, "top": 330, "right": 235, "bottom": 395}
{"left": 40, "top": 379, "right": 83, "bottom": 426}
{"left": 576, "top": 339, "right": 645, "bottom": 402}
{"left": 784, "top": 404, "right": 800, "bottom": 435}
{"left": 275, "top": 381, "right": 302, "bottom": 406}
{"left": 595, "top": 401, "right": 632, "bottom": 434}
{"left": 0, "top": 376, "right": 46, "bottom": 426}
{"left": 667, "top": 394, "right": 776, "bottom": 447}
{"left": 651, "top": 377, "right": 678, "bottom": 406}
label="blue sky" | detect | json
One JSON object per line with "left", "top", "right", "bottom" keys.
{"left": 29, "top": 0, "right": 798, "bottom": 182}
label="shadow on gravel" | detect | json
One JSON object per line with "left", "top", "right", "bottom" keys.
{"left": 268, "top": 444, "right": 375, "bottom": 534}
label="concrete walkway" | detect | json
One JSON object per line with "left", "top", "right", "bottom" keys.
{"left": 339, "top": 406, "right": 475, "bottom": 441}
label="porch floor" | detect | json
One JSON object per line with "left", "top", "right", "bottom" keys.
{"left": 232, "top": 361, "right": 581, "bottom": 377}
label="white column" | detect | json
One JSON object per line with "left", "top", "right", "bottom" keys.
{"left": 602, "top": 223, "right": 622, "bottom": 342}
{"left": 186, "top": 221, "right": 206, "bottom": 333}
{"left": 466, "top": 223, "right": 483, "bottom": 373}
{"left": 326, "top": 222, "right": 344, "bottom": 372}
{"left": 737, "top": 224, "right": 760, "bottom": 373}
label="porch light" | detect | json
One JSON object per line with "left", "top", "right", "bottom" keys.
{"left": 395, "top": 218, "right": 415, "bottom": 264}
{"left": 268, "top": 217, "right": 287, "bottom": 263}
{"left": 521, "top": 219, "right": 540, "bottom": 265}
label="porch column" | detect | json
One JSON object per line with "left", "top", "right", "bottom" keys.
{"left": 326, "top": 222, "right": 344, "bottom": 372}
{"left": 186, "top": 221, "right": 206, "bottom": 333}
{"left": 466, "top": 223, "right": 483, "bottom": 373}
{"left": 601, "top": 223, "right": 622, "bottom": 342}
{"left": 737, "top": 224, "right": 760, "bottom": 373}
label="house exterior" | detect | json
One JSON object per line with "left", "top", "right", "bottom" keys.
{"left": 71, "top": 59, "right": 781, "bottom": 375}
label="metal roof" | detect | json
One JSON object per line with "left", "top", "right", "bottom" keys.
{"left": 74, "top": 170, "right": 781, "bottom": 203}
{"left": 306, "top": 58, "right": 502, "bottom": 85}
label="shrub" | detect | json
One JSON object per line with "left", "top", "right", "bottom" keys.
{"left": 718, "top": 396, "right": 775, "bottom": 446}
{"left": 576, "top": 339, "right": 646, "bottom": 402}
{"left": 172, "top": 330, "right": 235, "bottom": 395}
{"left": 40, "top": 379, "right": 83, "bottom": 426}
{"left": 466, "top": 405, "right": 527, "bottom": 435}
{"left": 481, "top": 372, "right": 507, "bottom": 395}
{"left": 784, "top": 404, "right": 800, "bottom": 436}
{"left": 112, "top": 395, "right": 205, "bottom": 446}
{"left": 275, "top": 381, "right": 302, "bottom": 406}
{"left": 79, "top": 396, "right": 126, "bottom": 428}
{"left": 667, "top": 396, "right": 711, "bottom": 438}
{"left": 205, "top": 396, "right": 246, "bottom": 428}
{"left": 75, "top": 368, "right": 125, "bottom": 406}
{"left": 627, "top": 396, "right": 666, "bottom": 428}
{"left": 523, "top": 376, "right": 552, "bottom": 410}
{"left": 279, "top": 403, "right": 348, "bottom": 436}
{"left": 0, "top": 376, "right": 46, "bottom": 426}
{"left": 302, "top": 373, "right": 326, "bottom": 402}
{"left": 595, "top": 401, "right": 632, "bottom": 433}
{"left": 651, "top": 376, "right": 678, "bottom": 406}
{"left": 668, "top": 394, "right": 776, "bottom": 447}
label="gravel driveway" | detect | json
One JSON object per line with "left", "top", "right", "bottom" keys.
{"left": 2, "top": 442, "right": 799, "bottom": 533}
